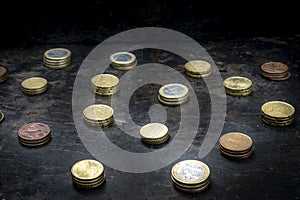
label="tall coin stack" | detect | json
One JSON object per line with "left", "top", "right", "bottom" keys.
{"left": 158, "top": 83, "right": 189, "bottom": 106}
{"left": 171, "top": 160, "right": 211, "bottom": 193}
{"left": 0, "top": 66, "right": 8, "bottom": 83}
{"left": 110, "top": 52, "right": 137, "bottom": 70}
{"left": 71, "top": 159, "right": 106, "bottom": 189}
{"left": 219, "top": 132, "right": 254, "bottom": 159}
{"left": 21, "top": 77, "right": 48, "bottom": 95}
{"left": 223, "top": 76, "right": 253, "bottom": 96}
{"left": 184, "top": 60, "right": 212, "bottom": 78}
{"left": 139, "top": 123, "right": 170, "bottom": 145}
{"left": 43, "top": 48, "right": 71, "bottom": 69}
{"left": 261, "top": 101, "right": 295, "bottom": 126}
{"left": 82, "top": 104, "right": 114, "bottom": 127}
{"left": 91, "top": 74, "right": 119, "bottom": 95}
{"left": 18, "top": 123, "right": 51, "bottom": 147}
{"left": 260, "top": 62, "right": 291, "bottom": 81}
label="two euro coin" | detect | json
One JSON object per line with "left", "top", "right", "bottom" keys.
{"left": 158, "top": 83, "right": 189, "bottom": 106}
{"left": 43, "top": 48, "right": 71, "bottom": 69}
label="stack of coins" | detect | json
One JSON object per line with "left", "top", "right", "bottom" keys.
{"left": 223, "top": 76, "right": 253, "bottom": 96}
{"left": 158, "top": 83, "right": 189, "bottom": 106}
{"left": 43, "top": 48, "right": 71, "bottom": 69}
{"left": 260, "top": 62, "right": 291, "bottom": 81}
{"left": 261, "top": 101, "right": 295, "bottom": 126}
{"left": 171, "top": 160, "right": 211, "bottom": 193}
{"left": 82, "top": 104, "right": 114, "bottom": 127}
{"left": 0, "top": 111, "right": 4, "bottom": 123}
{"left": 71, "top": 159, "right": 106, "bottom": 189}
{"left": 110, "top": 52, "right": 137, "bottom": 70}
{"left": 0, "top": 66, "right": 8, "bottom": 83}
{"left": 91, "top": 74, "right": 119, "bottom": 95}
{"left": 139, "top": 123, "right": 170, "bottom": 145}
{"left": 219, "top": 132, "right": 254, "bottom": 159}
{"left": 18, "top": 123, "right": 51, "bottom": 147}
{"left": 21, "top": 77, "right": 48, "bottom": 95}
{"left": 184, "top": 60, "right": 212, "bottom": 78}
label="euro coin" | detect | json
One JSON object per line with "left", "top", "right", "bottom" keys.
{"left": 184, "top": 60, "right": 212, "bottom": 78}
{"left": 260, "top": 62, "right": 291, "bottom": 81}
{"left": 110, "top": 52, "right": 137, "bottom": 70}
{"left": 0, "top": 66, "right": 8, "bottom": 83}
{"left": 21, "top": 77, "right": 48, "bottom": 95}
{"left": 223, "top": 76, "right": 252, "bottom": 91}
{"left": 71, "top": 159, "right": 104, "bottom": 181}
{"left": 83, "top": 104, "right": 114, "bottom": 127}
{"left": 261, "top": 101, "right": 295, "bottom": 119}
{"left": 91, "top": 74, "right": 119, "bottom": 95}
{"left": 0, "top": 111, "right": 4, "bottom": 123}
{"left": 18, "top": 123, "right": 51, "bottom": 147}
{"left": 219, "top": 132, "right": 253, "bottom": 152}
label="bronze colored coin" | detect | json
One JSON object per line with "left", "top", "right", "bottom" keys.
{"left": 0, "top": 67, "right": 8, "bottom": 83}
{"left": 261, "top": 101, "right": 295, "bottom": 118}
{"left": 0, "top": 66, "right": 7, "bottom": 77}
{"left": 83, "top": 104, "right": 114, "bottom": 122}
{"left": 219, "top": 132, "right": 253, "bottom": 152}
{"left": 18, "top": 136, "right": 51, "bottom": 147}
{"left": 21, "top": 77, "right": 47, "bottom": 90}
{"left": 184, "top": 60, "right": 212, "bottom": 75}
{"left": 261, "top": 62, "right": 288, "bottom": 74}
{"left": 91, "top": 74, "right": 119, "bottom": 89}
{"left": 0, "top": 111, "right": 4, "bottom": 123}
{"left": 171, "top": 160, "right": 210, "bottom": 185}
{"left": 264, "top": 72, "right": 291, "bottom": 81}
{"left": 223, "top": 76, "right": 252, "bottom": 91}
{"left": 18, "top": 134, "right": 51, "bottom": 144}
{"left": 71, "top": 159, "right": 104, "bottom": 181}
{"left": 73, "top": 175, "right": 106, "bottom": 189}
{"left": 219, "top": 144, "right": 253, "bottom": 155}
{"left": 18, "top": 123, "right": 51, "bottom": 141}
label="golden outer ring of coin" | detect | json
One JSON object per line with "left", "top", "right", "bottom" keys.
{"left": 72, "top": 172, "right": 105, "bottom": 183}
{"left": 91, "top": 74, "right": 119, "bottom": 88}
{"left": 159, "top": 83, "right": 189, "bottom": 99}
{"left": 21, "top": 77, "right": 48, "bottom": 90}
{"left": 261, "top": 101, "right": 295, "bottom": 118}
{"left": 171, "top": 160, "right": 210, "bottom": 185}
{"left": 44, "top": 48, "right": 71, "bottom": 60}
{"left": 0, "top": 111, "right": 4, "bottom": 123}
{"left": 184, "top": 60, "right": 211, "bottom": 74}
{"left": 140, "top": 123, "right": 169, "bottom": 139}
{"left": 83, "top": 104, "right": 114, "bottom": 121}
{"left": 110, "top": 52, "right": 136, "bottom": 65}
{"left": 219, "top": 132, "right": 253, "bottom": 152}
{"left": 223, "top": 76, "right": 252, "bottom": 91}
{"left": 71, "top": 159, "right": 104, "bottom": 181}
{"left": 261, "top": 112, "right": 294, "bottom": 121}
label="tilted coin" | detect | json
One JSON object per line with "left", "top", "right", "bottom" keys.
{"left": 71, "top": 159, "right": 104, "bottom": 181}
{"left": 184, "top": 60, "right": 211, "bottom": 75}
{"left": 219, "top": 132, "right": 253, "bottom": 152}
{"left": 83, "top": 104, "right": 114, "bottom": 122}
{"left": 223, "top": 76, "right": 252, "bottom": 91}
{"left": 18, "top": 123, "right": 51, "bottom": 141}
{"left": 159, "top": 83, "right": 189, "bottom": 99}
{"left": 261, "top": 101, "right": 295, "bottom": 118}
{"left": 91, "top": 74, "right": 119, "bottom": 89}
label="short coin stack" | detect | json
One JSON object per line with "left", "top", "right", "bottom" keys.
{"left": 171, "top": 160, "right": 211, "bottom": 193}
{"left": 43, "top": 48, "right": 71, "bottom": 69}
{"left": 158, "top": 83, "right": 189, "bottom": 106}
{"left": 139, "top": 123, "right": 170, "bottom": 145}
{"left": 219, "top": 132, "right": 254, "bottom": 159}
{"left": 18, "top": 123, "right": 51, "bottom": 147}
{"left": 91, "top": 74, "right": 119, "bottom": 95}
{"left": 184, "top": 60, "right": 212, "bottom": 78}
{"left": 261, "top": 101, "right": 295, "bottom": 126}
{"left": 0, "top": 111, "right": 4, "bottom": 123}
{"left": 83, "top": 104, "right": 114, "bottom": 127}
{"left": 0, "top": 66, "right": 8, "bottom": 83}
{"left": 223, "top": 76, "right": 253, "bottom": 96}
{"left": 110, "top": 52, "right": 137, "bottom": 70}
{"left": 21, "top": 77, "right": 48, "bottom": 95}
{"left": 260, "top": 61, "right": 291, "bottom": 81}
{"left": 71, "top": 159, "right": 106, "bottom": 189}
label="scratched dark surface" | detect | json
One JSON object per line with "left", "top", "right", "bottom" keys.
{"left": 0, "top": 2, "right": 300, "bottom": 200}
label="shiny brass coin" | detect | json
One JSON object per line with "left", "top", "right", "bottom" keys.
{"left": 261, "top": 117, "right": 294, "bottom": 126}
{"left": 140, "top": 123, "right": 169, "bottom": 140}
{"left": 83, "top": 104, "right": 114, "bottom": 122}
{"left": 44, "top": 48, "right": 71, "bottom": 60}
{"left": 21, "top": 86, "right": 48, "bottom": 95}
{"left": 171, "top": 160, "right": 210, "bottom": 185}
{"left": 21, "top": 77, "right": 47, "bottom": 90}
{"left": 142, "top": 134, "right": 170, "bottom": 145}
{"left": 225, "top": 89, "right": 252, "bottom": 97}
{"left": 72, "top": 173, "right": 105, "bottom": 184}
{"left": 73, "top": 175, "right": 106, "bottom": 189}
{"left": 223, "top": 76, "right": 252, "bottom": 91}
{"left": 219, "top": 132, "right": 253, "bottom": 152}
{"left": 159, "top": 83, "right": 189, "bottom": 100}
{"left": 261, "top": 101, "right": 295, "bottom": 118}
{"left": 71, "top": 159, "right": 104, "bottom": 181}
{"left": 0, "top": 111, "right": 4, "bottom": 123}
{"left": 83, "top": 116, "right": 114, "bottom": 127}
{"left": 91, "top": 74, "right": 119, "bottom": 88}
{"left": 172, "top": 179, "right": 210, "bottom": 193}
{"left": 184, "top": 60, "right": 211, "bottom": 74}
{"left": 261, "top": 112, "right": 294, "bottom": 122}
{"left": 158, "top": 95, "right": 188, "bottom": 106}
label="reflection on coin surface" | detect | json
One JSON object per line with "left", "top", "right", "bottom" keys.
{"left": 223, "top": 76, "right": 252, "bottom": 90}
{"left": 184, "top": 60, "right": 211, "bottom": 74}
{"left": 21, "top": 77, "right": 47, "bottom": 90}
{"left": 261, "top": 62, "right": 288, "bottom": 74}
{"left": 71, "top": 159, "right": 104, "bottom": 180}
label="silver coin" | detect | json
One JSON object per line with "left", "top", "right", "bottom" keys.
{"left": 177, "top": 162, "right": 204, "bottom": 181}
{"left": 163, "top": 85, "right": 185, "bottom": 96}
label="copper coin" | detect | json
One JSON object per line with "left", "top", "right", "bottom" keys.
{"left": 0, "top": 66, "right": 8, "bottom": 83}
{"left": 18, "top": 123, "right": 51, "bottom": 141}
{"left": 219, "top": 132, "right": 253, "bottom": 152}
{"left": 261, "top": 62, "right": 288, "bottom": 74}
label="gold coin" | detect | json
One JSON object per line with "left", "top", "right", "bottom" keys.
{"left": 83, "top": 104, "right": 114, "bottom": 122}
{"left": 71, "top": 159, "right": 104, "bottom": 181}
{"left": 223, "top": 76, "right": 252, "bottom": 91}
{"left": 140, "top": 123, "right": 168, "bottom": 140}
{"left": 219, "top": 132, "right": 253, "bottom": 152}
{"left": 0, "top": 111, "right": 4, "bottom": 123}
{"left": 172, "top": 179, "right": 210, "bottom": 193}
{"left": 171, "top": 160, "right": 210, "bottom": 185}
{"left": 185, "top": 70, "right": 212, "bottom": 78}
{"left": 110, "top": 52, "right": 136, "bottom": 65}
{"left": 91, "top": 74, "right": 119, "bottom": 88}
{"left": 184, "top": 60, "right": 211, "bottom": 75}
{"left": 261, "top": 101, "right": 295, "bottom": 118}
{"left": 21, "top": 77, "right": 47, "bottom": 90}
{"left": 159, "top": 83, "right": 189, "bottom": 100}
{"left": 44, "top": 48, "right": 71, "bottom": 60}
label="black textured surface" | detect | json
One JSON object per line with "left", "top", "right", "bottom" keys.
{"left": 1, "top": 2, "right": 300, "bottom": 200}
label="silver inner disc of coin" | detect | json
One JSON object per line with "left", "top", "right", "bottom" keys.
{"left": 163, "top": 85, "right": 184, "bottom": 96}
{"left": 48, "top": 49, "right": 68, "bottom": 58}
{"left": 177, "top": 163, "right": 204, "bottom": 180}
{"left": 113, "top": 54, "right": 132, "bottom": 62}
